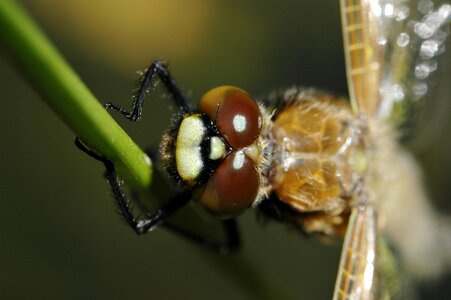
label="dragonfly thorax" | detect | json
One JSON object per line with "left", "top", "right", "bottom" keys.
{"left": 266, "top": 88, "right": 364, "bottom": 236}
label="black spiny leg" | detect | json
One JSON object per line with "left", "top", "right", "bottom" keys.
{"left": 75, "top": 139, "right": 190, "bottom": 234}
{"left": 105, "top": 60, "right": 194, "bottom": 122}
{"left": 75, "top": 140, "right": 241, "bottom": 252}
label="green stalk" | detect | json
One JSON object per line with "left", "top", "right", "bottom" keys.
{"left": 0, "top": 0, "right": 152, "bottom": 189}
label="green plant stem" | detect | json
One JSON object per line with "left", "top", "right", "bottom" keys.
{"left": 0, "top": 0, "right": 152, "bottom": 189}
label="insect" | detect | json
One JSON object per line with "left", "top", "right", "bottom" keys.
{"left": 76, "top": 0, "right": 451, "bottom": 298}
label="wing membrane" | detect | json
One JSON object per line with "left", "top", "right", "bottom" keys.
{"left": 341, "top": 0, "right": 451, "bottom": 120}
{"left": 377, "top": 1, "right": 451, "bottom": 127}
{"left": 333, "top": 205, "right": 377, "bottom": 300}
{"left": 340, "top": 0, "right": 385, "bottom": 116}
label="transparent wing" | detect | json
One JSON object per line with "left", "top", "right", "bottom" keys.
{"left": 340, "top": 0, "right": 451, "bottom": 120}
{"left": 340, "top": 0, "right": 384, "bottom": 116}
{"left": 390, "top": 1, "right": 451, "bottom": 145}
{"left": 333, "top": 205, "right": 377, "bottom": 300}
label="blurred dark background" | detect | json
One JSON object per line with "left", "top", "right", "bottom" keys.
{"left": 0, "top": 1, "right": 450, "bottom": 299}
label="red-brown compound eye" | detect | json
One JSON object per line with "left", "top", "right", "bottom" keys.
{"left": 196, "top": 151, "right": 260, "bottom": 219}
{"left": 199, "top": 86, "right": 261, "bottom": 149}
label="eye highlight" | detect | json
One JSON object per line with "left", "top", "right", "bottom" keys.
{"left": 199, "top": 86, "right": 261, "bottom": 149}
{"left": 232, "top": 115, "right": 246, "bottom": 133}
{"left": 196, "top": 150, "right": 260, "bottom": 218}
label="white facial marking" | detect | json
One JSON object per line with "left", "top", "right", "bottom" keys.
{"left": 233, "top": 114, "right": 246, "bottom": 132}
{"left": 209, "top": 136, "right": 226, "bottom": 160}
{"left": 176, "top": 116, "right": 205, "bottom": 181}
{"left": 232, "top": 151, "right": 245, "bottom": 170}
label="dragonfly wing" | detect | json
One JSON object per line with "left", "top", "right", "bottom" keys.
{"left": 340, "top": 0, "right": 387, "bottom": 116}
{"left": 333, "top": 205, "right": 377, "bottom": 300}
{"left": 381, "top": 2, "right": 451, "bottom": 146}
{"left": 340, "top": 0, "right": 451, "bottom": 121}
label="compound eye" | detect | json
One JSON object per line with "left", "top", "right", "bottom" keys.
{"left": 199, "top": 86, "right": 261, "bottom": 149}
{"left": 196, "top": 151, "right": 259, "bottom": 219}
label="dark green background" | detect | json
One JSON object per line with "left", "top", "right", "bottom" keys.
{"left": 1, "top": 1, "right": 450, "bottom": 299}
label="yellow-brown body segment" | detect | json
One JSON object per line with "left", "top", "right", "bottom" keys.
{"left": 269, "top": 92, "right": 362, "bottom": 236}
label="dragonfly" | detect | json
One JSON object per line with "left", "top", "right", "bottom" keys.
{"left": 75, "top": 0, "right": 451, "bottom": 299}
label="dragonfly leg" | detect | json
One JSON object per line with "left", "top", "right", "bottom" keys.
{"left": 75, "top": 139, "right": 240, "bottom": 253}
{"left": 105, "top": 59, "right": 194, "bottom": 122}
